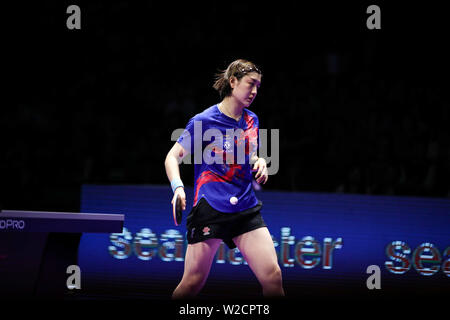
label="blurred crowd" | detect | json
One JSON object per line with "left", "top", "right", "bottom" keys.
{"left": 4, "top": 63, "right": 449, "bottom": 204}
{"left": 3, "top": 2, "right": 449, "bottom": 211}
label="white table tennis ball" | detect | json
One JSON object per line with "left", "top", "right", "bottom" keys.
{"left": 230, "top": 196, "right": 238, "bottom": 205}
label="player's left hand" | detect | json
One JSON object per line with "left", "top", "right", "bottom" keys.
{"left": 253, "top": 157, "right": 268, "bottom": 184}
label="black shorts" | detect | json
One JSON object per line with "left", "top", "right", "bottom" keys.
{"left": 186, "top": 197, "right": 266, "bottom": 249}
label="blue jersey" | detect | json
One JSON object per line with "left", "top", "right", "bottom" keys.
{"left": 177, "top": 104, "right": 260, "bottom": 213}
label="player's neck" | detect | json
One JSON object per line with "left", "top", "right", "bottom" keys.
{"left": 219, "top": 98, "right": 243, "bottom": 121}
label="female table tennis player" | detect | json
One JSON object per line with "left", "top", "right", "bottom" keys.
{"left": 164, "top": 59, "right": 285, "bottom": 298}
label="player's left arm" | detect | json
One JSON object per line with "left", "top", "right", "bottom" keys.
{"left": 250, "top": 117, "right": 268, "bottom": 184}
{"left": 252, "top": 156, "right": 268, "bottom": 184}
{"left": 250, "top": 153, "right": 269, "bottom": 184}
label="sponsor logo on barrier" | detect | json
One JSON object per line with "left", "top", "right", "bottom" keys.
{"left": 0, "top": 219, "right": 25, "bottom": 230}
{"left": 106, "top": 227, "right": 450, "bottom": 277}
{"left": 385, "top": 241, "right": 450, "bottom": 277}
{"left": 107, "top": 227, "right": 344, "bottom": 269}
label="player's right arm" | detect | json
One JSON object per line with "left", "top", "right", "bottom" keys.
{"left": 165, "top": 142, "right": 188, "bottom": 210}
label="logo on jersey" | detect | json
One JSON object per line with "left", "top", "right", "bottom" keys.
{"left": 224, "top": 140, "right": 232, "bottom": 150}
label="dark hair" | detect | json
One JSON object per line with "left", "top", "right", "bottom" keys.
{"left": 213, "top": 59, "right": 262, "bottom": 98}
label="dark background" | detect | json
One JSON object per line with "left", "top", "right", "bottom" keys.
{"left": 3, "top": 1, "right": 450, "bottom": 212}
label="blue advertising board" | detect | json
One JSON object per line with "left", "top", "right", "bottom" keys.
{"left": 78, "top": 185, "right": 449, "bottom": 299}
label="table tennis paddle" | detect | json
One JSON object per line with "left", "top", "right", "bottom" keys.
{"left": 172, "top": 194, "right": 183, "bottom": 226}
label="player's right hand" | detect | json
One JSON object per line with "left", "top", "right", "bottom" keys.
{"left": 171, "top": 187, "right": 186, "bottom": 211}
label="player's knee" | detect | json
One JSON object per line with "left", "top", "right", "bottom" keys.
{"left": 183, "top": 271, "right": 208, "bottom": 291}
{"left": 264, "top": 265, "right": 283, "bottom": 286}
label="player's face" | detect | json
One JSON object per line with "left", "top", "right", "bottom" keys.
{"left": 232, "top": 72, "right": 261, "bottom": 107}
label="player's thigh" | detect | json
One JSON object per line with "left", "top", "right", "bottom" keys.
{"left": 232, "top": 227, "right": 279, "bottom": 277}
{"left": 183, "top": 238, "right": 222, "bottom": 278}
